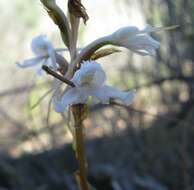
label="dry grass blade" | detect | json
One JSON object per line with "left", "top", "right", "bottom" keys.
{"left": 40, "top": 0, "right": 70, "bottom": 47}
{"left": 42, "top": 65, "right": 75, "bottom": 87}
{"left": 68, "top": 0, "right": 89, "bottom": 24}
{"left": 30, "top": 89, "right": 53, "bottom": 110}
{"left": 90, "top": 48, "right": 121, "bottom": 60}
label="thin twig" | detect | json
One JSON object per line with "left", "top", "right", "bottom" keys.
{"left": 30, "top": 88, "right": 53, "bottom": 110}
{"left": 42, "top": 65, "right": 75, "bottom": 87}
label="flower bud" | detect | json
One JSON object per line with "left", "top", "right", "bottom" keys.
{"left": 110, "top": 25, "right": 160, "bottom": 56}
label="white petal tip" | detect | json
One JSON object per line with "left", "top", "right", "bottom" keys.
{"left": 53, "top": 101, "right": 66, "bottom": 113}
{"left": 123, "top": 90, "right": 136, "bottom": 105}
{"left": 16, "top": 62, "right": 25, "bottom": 68}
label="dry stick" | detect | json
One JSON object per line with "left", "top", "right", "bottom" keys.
{"left": 42, "top": 65, "right": 75, "bottom": 87}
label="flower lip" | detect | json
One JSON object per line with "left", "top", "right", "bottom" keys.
{"left": 71, "top": 61, "right": 106, "bottom": 86}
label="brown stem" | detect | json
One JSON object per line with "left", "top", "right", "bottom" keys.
{"left": 71, "top": 104, "right": 90, "bottom": 190}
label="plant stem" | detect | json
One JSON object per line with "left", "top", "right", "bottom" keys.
{"left": 72, "top": 104, "right": 90, "bottom": 190}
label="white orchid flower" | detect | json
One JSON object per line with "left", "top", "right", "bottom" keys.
{"left": 17, "top": 35, "right": 57, "bottom": 75}
{"left": 53, "top": 61, "right": 135, "bottom": 112}
{"left": 110, "top": 25, "right": 160, "bottom": 56}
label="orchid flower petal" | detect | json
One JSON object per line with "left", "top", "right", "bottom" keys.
{"left": 125, "top": 35, "right": 159, "bottom": 56}
{"left": 17, "top": 57, "right": 44, "bottom": 68}
{"left": 85, "top": 85, "right": 110, "bottom": 104}
{"left": 53, "top": 88, "right": 88, "bottom": 112}
{"left": 31, "top": 35, "right": 57, "bottom": 70}
{"left": 112, "top": 26, "right": 140, "bottom": 41}
{"left": 110, "top": 25, "right": 160, "bottom": 56}
{"left": 97, "top": 85, "right": 135, "bottom": 105}
{"left": 31, "top": 35, "right": 51, "bottom": 56}
{"left": 84, "top": 85, "right": 135, "bottom": 105}
{"left": 18, "top": 35, "right": 58, "bottom": 75}
{"left": 72, "top": 61, "right": 106, "bottom": 86}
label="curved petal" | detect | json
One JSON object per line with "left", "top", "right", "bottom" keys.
{"left": 110, "top": 25, "right": 160, "bottom": 56}
{"left": 17, "top": 57, "right": 44, "bottom": 68}
{"left": 52, "top": 87, "right": 88, "bottom": 112}
{"left": 31, "top": 35, "right": 50, "bottom": 56}
{"left": 128, "top": 35, "right": 160, "bottom": 49}
{"left": 87, "top": 85, "right": 110, "bottom": 104}
{"left": 93, "top": 69, "right": 106, "bottom": 86}
{"left": 126, "top": 35, "right": 160, "bottom": 56}
{"left": 103, "top": 85, "right": 135, "bottom": 105}
{"left": 72, "top": 61, "right": 106, "bottom": 86}
{"left": 31, "top": 35, "right": 58, "bottom": 70}
{"left": 111, "top": 26, "right": 140, "bottom": 43}
{"left": 88, "top": 85, "right": 135, "bottom": 105}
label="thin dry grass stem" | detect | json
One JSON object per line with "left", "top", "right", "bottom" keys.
{"left": 42, "top": 65, "right": 75, "bottom": 87}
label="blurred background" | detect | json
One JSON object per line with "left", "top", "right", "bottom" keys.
{"left": 0, "top": 0, "right": 194, "bottom": 190}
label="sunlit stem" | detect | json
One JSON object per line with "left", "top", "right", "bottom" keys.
{"left": 71, "top": 104, "right": 90, "bottom": 190}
